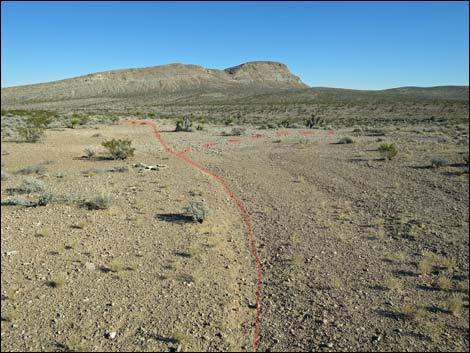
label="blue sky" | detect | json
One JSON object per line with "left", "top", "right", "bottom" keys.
{"left": 1, "top": 1, "right": 468, "bottom": 89}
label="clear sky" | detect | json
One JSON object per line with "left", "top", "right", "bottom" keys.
{"left": 1, "top": 1, "right": 469, "bottom": 89}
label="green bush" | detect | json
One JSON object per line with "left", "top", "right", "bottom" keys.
{"left": 101, "top": 139, "right": 135, "bottom": 160}
{"left": 378, "top": 143, "right": 398, "bottom": 160}
{"left": 306, "top": 115, "right": 324, "bottom": 129}
{"left": 69, "top": 116, "right": 81, "bottom": 128}
{"left": 224, "top": 117, "right": 236, "bottom": 126}
{"left": 175, "top": 117, "right": 193, "bottom": 132}
{"left": 184, "top": 201, "right": 211, "bottom": 223}
{"left": 279, "top": 120, "right": 290, "bottom": 128}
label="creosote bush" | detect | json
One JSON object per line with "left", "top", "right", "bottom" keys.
{"left": 101, "top": 139, "right": 135, "bottom": 160}
{"left": 338, "top": 136, "right": 354, "bottom": 144}
{"left": 184, "top": 200, "right": 211, "bottom": 223}
{"left": 175, "top": 117, "right": 193, "bottom": 132}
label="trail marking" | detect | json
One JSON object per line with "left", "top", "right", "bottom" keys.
{"left": 276, "top": 130, "right": 288, "bottom": 136}
{"left": 299, "top": 130, "right": 314, "bottom": 136}
{"left": 123, "top": 119, "right": 262, "bottom": 351}
{"left": 227, "top": 138, "right": 241, "bottom": 143}
{"left": 251, "top": 133, "right": 265, "bottom": 139}
{"left": 176, "top": 147, "right": 191, "bottom": 156}
{"left": 201, "top": 142, "right": 218, "bottom": 148}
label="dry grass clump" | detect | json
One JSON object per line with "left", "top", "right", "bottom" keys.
{"left": 400, "top": 304, "right": 426, "bottom": 322}
{"left": 418, "top": 252, "right": 456, "bottom": 275}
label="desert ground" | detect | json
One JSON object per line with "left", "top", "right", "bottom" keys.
{"left": 1, "top": 114, "right": 468, "bottom": 352}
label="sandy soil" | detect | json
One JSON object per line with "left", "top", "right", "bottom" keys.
{"left": 1, "top": 120, "right": 469, "bottom": 352}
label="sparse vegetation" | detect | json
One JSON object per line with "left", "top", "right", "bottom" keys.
{"left": 48, "top": 272, "right": 66, "bottom": 288}
{"left": 418, "top": 252, "right": 456, "bottom": 275}
{"left": 385, "top": 276, "right": 403, "bottom": 291}
{"left": 101, "top": 138, "right": 135, "bottom": 159}
{"left": 15, "top": 163, "right": 47, "bottom": 175}
{"left": 305, "top": 115, "right": 324, "bottom": 128}
{"left": 80, "top": 192, "right": 113, "bottom": 210}
{"left": 109, "top": 165, "right": 129, "bottom": 173}
{"left": 175, "top": 117, "right": 193, "bottom": 132}
{"left": 13, "top": 178, "right": 45, "bottom": 194}
{"left": 84, "top": 148, "right": 96, "bottom": 158}
{"left": 184, "top": 200, "right": 211, "bottom": 223}
{"left": 17, "top": 126, "right": 45, "bottom": 143}
{"left": 337, "top": 136, "right": 354, "bottom": 144}
{"left": 108, "top": 258, "right": 124, "bottom": 273}
{"left": 445, "top": 295, "right": 464, "bottom": 316}
{"left": 400, "top": 304, "right": 426, "bottom": 322}
{"left": 431, "top": 158, "right": 447, "bottom": 168}
{"left": 378, "top": 143, "right": 398, "bottom": 160}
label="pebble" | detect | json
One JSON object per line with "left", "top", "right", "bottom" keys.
{"left": 107, "top": 331, "right": 117, "bottom": 339}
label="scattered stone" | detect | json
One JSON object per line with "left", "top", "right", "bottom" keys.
{"left": 133, "top": 162, "right": 168, "bottom": 171}
{"left": 107, "top": 331, "right": 117, "bottom": 339}
{"left": 85, "top": 262, "right": 95, "bottom": 271}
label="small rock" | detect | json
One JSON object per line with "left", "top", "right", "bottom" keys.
{"left": 85, "top": 262, "right": 95, "bottom": 271}
{"left": 107, "top": 331, "right": 117, "bottom": 339}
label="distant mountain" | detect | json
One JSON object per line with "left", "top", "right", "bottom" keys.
{"left": 0, "top": 61, "right": 307, "bottom": 106}
{"left": 1, "top": 61, "right": 467, "bottom": 110}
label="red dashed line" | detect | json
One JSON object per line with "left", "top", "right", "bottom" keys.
{"left": 123, "top": 119, "right": 262, "bottom": 352}
{"left": 276, "top": 130, "right": 288, "bottom": 136}
{"left": 227, "top": 138, "right": 241, "bottom": 143}
{"left": 201, "top": 142, "right": 218, "bottom": 148}
{"left": 176, "top": 147, "right": 191, "bottom": 156}
{"left": 326, "top": 130, "right": 334, "bottom": 135}
{"left": 251, "top": 133, "right": 265, "bottom": 139}
{"left": 299, "top": 130, "right": 314, "bottom": 136}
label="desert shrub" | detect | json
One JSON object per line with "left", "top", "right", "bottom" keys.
{"left": 279, "top": 120, "right": 290, "bottom": 128}
{"left": 431, "top": 158, "right": 447, "bottom": 168}
{"left": 1, "top": 195, "right": 34, "bottom": 206}
{"left": 80, "top": 192, "right": 113, "bottom": 210}
{"left": 69, "top": 115, "right": 81, "bottom": 128}
{"left": 175, "top": 117, "right": 193, "bottom": 132}
{"left": 26, "top": 114, "right": 53, "bottom": 129}
{"left": 196, "top": 124, "right": 204, "bottom": 131}
{"left": 305, "top": 115, "right": 324, "bottom": 128}
{"left": 184, "top": 201, "right": 211, "bottom": 223}
{"left": 378, "top": 143, "right": 398, "bottom": 160}
{"left": 101, "top": 139, "right": 135, "bottom": 160}
{"left": 15, "top": 163, "right": 47, "bottom": 175}
{"left": 338, "top": 137, "right": 354, "bottom": 144}
{"left": 84, "top": 148, "right": 96, "bottom": 158}
{"left": 17, "top": 126, "right": 45, "bottom": 143}
{"left": 446, "top": 295, "right": 464, "bottom": 316}
{"left": 109, "top": 165, "right": 129, "bottom": 173}
{"left": 224, "top": 117, "right": 236, "bottom": 126}
{"left": 14, "top": 178, "right": 45, "bottom": 194}
{"left": 37, "top": 191, "right": 54, "bottom": 206}
{"left": 108, "top": 116, "right": 120, "bottom": 125}
{"left": 230, "top": 127, "right": 246, "bottom": 136}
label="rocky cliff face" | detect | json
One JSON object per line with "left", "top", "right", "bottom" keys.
{"left": 1, "top": 61, "right": 308, "bottom": 105}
